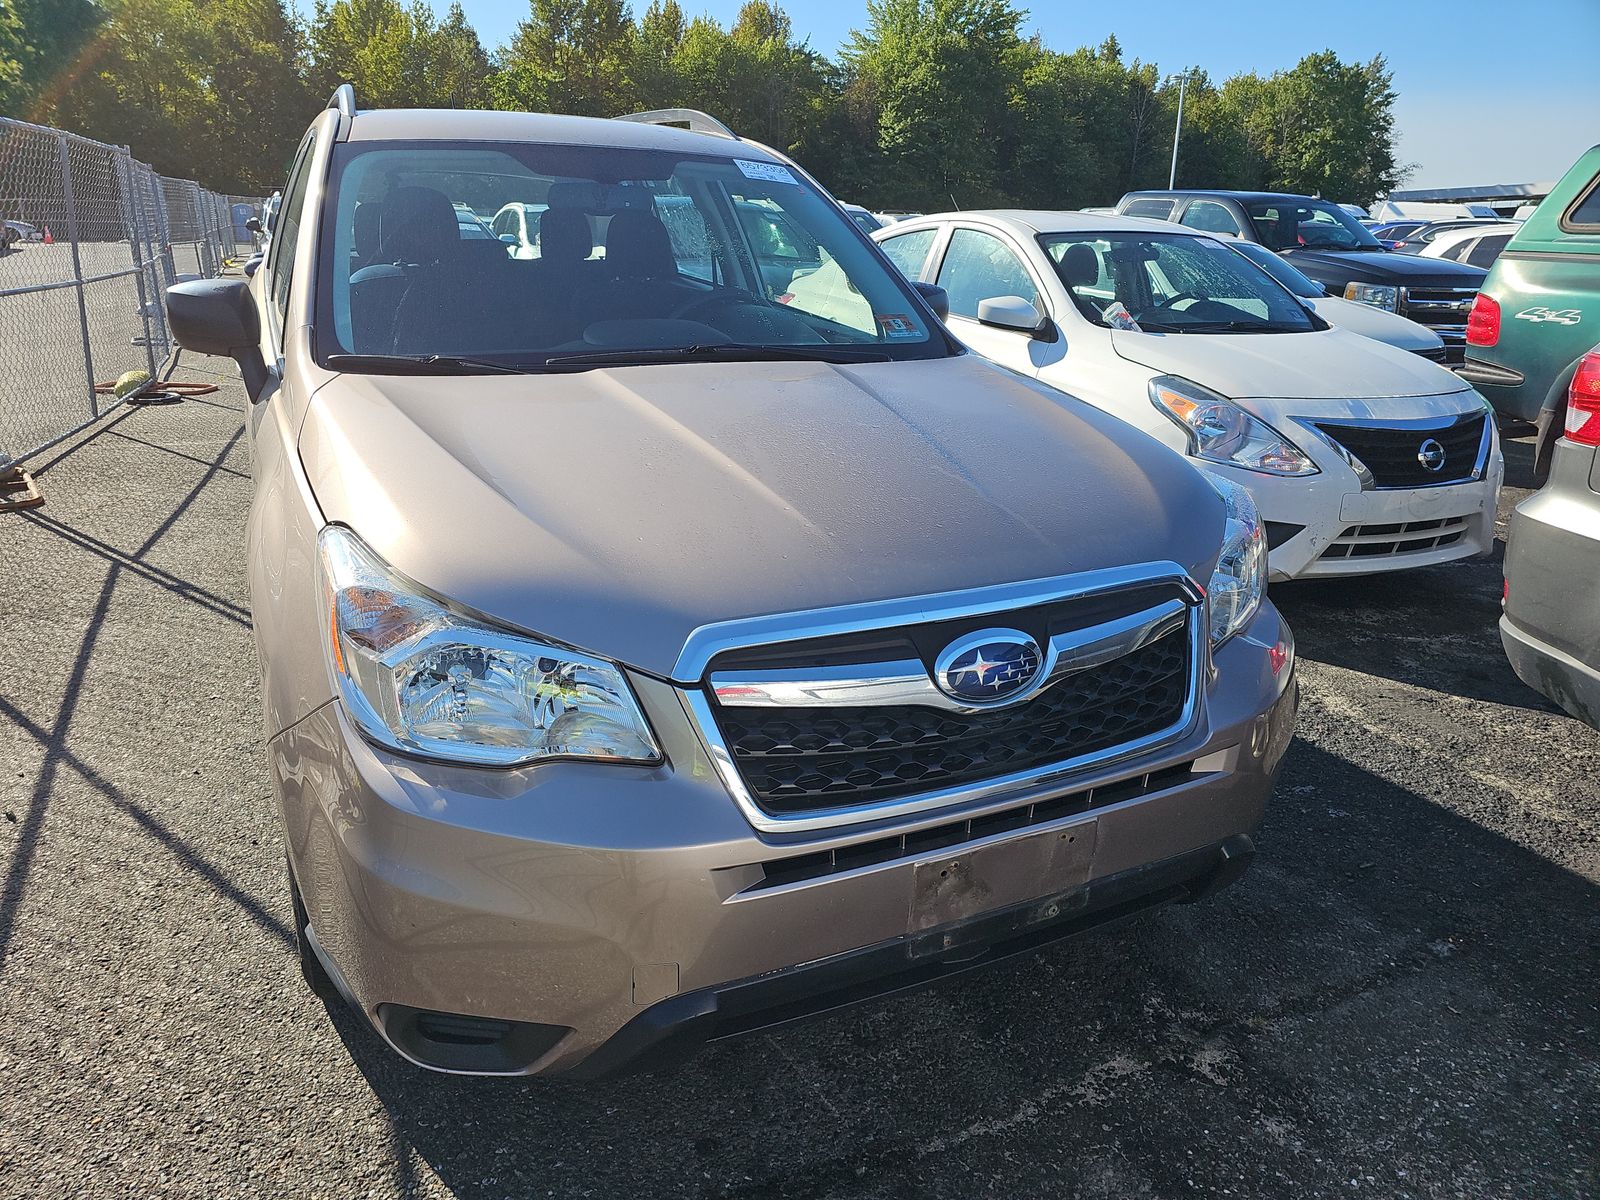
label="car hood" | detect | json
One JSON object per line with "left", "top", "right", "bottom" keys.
{"left": 1282, "top": 247, "right": 1487, "bottom": 285}
{"left": 299, "top": 355, "right": 1224, "bottom": 681}
{"left": 1307, "top": 296, "right": 1443, "bottom": 352}
{"left": 1110, "top": 325, "right": 1473, "bottom": 402}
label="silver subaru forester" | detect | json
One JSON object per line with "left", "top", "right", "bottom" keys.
{"left": 164, "top": 87, "right": 1297, "bottom": 1076}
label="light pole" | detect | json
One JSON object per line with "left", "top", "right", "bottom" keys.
{"left": 1168, "top": 70, "right": 1190, "bottom": 189}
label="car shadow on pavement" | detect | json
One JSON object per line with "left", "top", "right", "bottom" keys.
{"left": 326, "top": 736, "right": 1600, "bottom": 1199}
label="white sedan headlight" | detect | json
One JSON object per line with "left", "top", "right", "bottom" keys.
{"left": 1343, "top": 282, "right": 1399, "bottom": 311}
{"left": 1150, "top": 375, "right": 1317, "bottom": 476}
{"left": 318, "top": 526, "right": 659, "bottom": 767}
{"left": 1202, "top": 471, "right": 1266, "bottom": 646}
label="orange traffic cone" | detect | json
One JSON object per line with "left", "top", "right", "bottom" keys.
{"left": 42, "top": 226, "right": 52, "bottom": 244}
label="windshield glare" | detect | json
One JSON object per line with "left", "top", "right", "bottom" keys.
{"left": 1039, "top": 232, "right": 1319, "bottom": 334}
{"left": 1244, "top": 199, "right": 1382, "bottom": 251}
{"left": 317, "top": 142, "right": 943, "bottom": 369}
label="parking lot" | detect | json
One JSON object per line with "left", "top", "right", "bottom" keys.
{"left": 0, "top": 362, "right": 1595, "bottom": 1199}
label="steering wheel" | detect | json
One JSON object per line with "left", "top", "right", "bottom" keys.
{"left": 1148, "top": 290, "right": 1205, "bottom": 311}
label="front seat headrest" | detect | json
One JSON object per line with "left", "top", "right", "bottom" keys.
{"left": 1059, "top": 242, "right": 1099, "bottom": 288}
{"left": 604, "top": 208, "right": 677, "bottom": 279}
{"left": 379, "top": 186, "right": 457, "bottom": 264}
{"left": 537, "top": 207, "right": 591, "bottom": 266}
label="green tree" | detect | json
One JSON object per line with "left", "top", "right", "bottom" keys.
{"left": 843, "top": 0, "right": 1025, "bottom": 209}
{"left": 496, "top": 0, "right": 635, "bottom": 116}
{"left": 199, "top": 0, "right": 310, "bottom": 191}
{"left": 630, "top": 0, "right": 684, "bottom": 108}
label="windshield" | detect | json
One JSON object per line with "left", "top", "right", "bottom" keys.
{"left": 1038, "top": 231, "right": 1320, "bottom": 334}
{"left": 1227, "top": 240, "right": 1323, "bottom": 299}
{"left": 1244, "top": 199, "right": 1383, "bottom": 252}
{"left": 316, "top": 141, "right": 947, "bottom": 370}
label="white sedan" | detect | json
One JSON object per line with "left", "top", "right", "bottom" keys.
{"left": 874, "top": 210, "right": 1502, "bottom": 581}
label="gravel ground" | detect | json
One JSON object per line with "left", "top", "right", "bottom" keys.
{"left": 0, "top": 373, "right": 1595, "bottom": 1199}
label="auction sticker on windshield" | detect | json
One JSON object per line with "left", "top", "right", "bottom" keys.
{"left": 735, "top": 159, "right": 798, "bottom": 186}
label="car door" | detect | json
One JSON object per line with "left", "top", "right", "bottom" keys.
{"left": 932, "top": 225, "right": 1054, "bottom": 376}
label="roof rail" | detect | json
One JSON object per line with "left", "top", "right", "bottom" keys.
{"left": 328, "top": 83, "right": 356, "bottom": 118}
{"left": 615, "top": 108, "right": 737, "bottom": 140}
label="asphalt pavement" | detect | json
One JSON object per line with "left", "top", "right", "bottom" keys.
{"left": 0, "top": 370, "right": 1595, "bottom": 1199}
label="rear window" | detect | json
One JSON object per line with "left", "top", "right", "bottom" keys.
{"left": 1123, "top": 198, "right": 1176, "bottom": 220}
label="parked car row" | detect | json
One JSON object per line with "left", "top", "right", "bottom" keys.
{"left": 160, "top": 89, "right": 1591, "bottom": 1085}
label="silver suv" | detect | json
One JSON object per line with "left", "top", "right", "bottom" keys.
{"left": 164, "top": 88, "right": 1298, "bottom": 1077}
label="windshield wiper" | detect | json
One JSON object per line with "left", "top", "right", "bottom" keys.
{"left": 324, "top": 353, "right": 532, "bottom": 375}
{"left": 1130, "top": 320, "right": 1308, "bottom": 334}
{"left": 537, "top": 343, "right": 894, "bottom": 368}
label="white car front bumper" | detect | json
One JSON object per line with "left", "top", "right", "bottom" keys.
{"left": 1206, "top": 408, "right": 1502, "bottom": 582}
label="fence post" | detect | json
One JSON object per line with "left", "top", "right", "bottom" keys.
{"left": 115, "top": 147, "right": 159, "bottom": 378}
{"left": 54, "top": 131, "right": 100, "bottom": 419}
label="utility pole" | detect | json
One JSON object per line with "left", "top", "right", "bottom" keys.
{"left": 1168, "top": 70, "right": 1189, "bottom": 189}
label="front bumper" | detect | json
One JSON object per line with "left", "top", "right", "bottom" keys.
{"left": 272, "top": 604, "right": 1297, "bottom": 1077}
{"left": 1213, "top": 420, "right": 1501, "bottom": 581}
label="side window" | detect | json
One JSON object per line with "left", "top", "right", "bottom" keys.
{"left": 1467, "top": 234, "right": 1512, "bottom": 268}
{"left": 269, "top": 131, "right": 317, "bottom": 330}
{"left": 654, "top": 196, "right": 714, "bottom": 281}
{"left": 1565, "top": 176, "right": 1600, "bottom": 229}
{"left": 1181, "top": 200, "right": 1242, "bottom": 236}
{"left": 1438, "top": 239, "right": 1471, "bottom": 262}
{"left": 491, "top": 209, "right": 514, "bottom": 237}
{"left": 1123, "top": 198, "right": 1176, "bottom": 220}
{"left": 878, "top": 228, "right": 937, "bottom": 279}
{"left": 936, "top": 228, "right": 1040, "bottom": 320}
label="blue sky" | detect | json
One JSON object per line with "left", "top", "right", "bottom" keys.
{"left": 362, "top": 0, "right": 1600, "bottom": 189}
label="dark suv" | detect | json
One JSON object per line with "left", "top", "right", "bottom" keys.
{"left": 1116, "top": 190, "right": 1489, "bottom": 362}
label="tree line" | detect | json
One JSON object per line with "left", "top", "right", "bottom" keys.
{"left": 1, "top": 0, "right": 1405, "bottom": 208}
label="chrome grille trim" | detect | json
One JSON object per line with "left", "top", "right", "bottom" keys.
{"left": 678, "top": 564, "right": 1208, "bottom": 835}
{"left": 710, "top": 598, "right": 1188, "bottom": 715}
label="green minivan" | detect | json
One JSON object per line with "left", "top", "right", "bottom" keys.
{"left": 1461, "top": 144, "right": 1600, "bottom": 483}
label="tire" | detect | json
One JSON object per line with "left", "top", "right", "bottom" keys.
{"left": 287, "top": 861, "right": 344, "bottom": 1003}
{"left": 1532, "top": 403, "right": 1565, "bottom": 488}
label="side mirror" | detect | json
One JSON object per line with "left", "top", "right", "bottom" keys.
{"left": 977, "top": 294, "right": 1049, "bottom": 338}
{"left": 245, "top": 216, "right": 263, "bottom": 234}
{"left": 165, "top": 278, "right": 270, "bottom": 401}
{"left": 913, "top": 281, "right": 949, "bottom": 321}
{"left": 499, "top": 233, "right": 519, "bottom": 247}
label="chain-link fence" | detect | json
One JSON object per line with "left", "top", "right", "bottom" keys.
{"left": 0, "top": 116, "right": 263, "bottom": 474}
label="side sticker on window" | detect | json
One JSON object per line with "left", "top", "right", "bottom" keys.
{"left": 735, "top": 159, "right": 798, "bottom": 186}
{"left": 877, "top": 314, "right": 920, "bottom": 338}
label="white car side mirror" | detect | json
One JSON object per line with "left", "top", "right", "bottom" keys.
{"left": 977, "top": 295, "right": 1044, "bottom": 336}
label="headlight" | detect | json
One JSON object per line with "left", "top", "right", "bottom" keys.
{"left": 1343, "top": 282, "right": 1399, "bottom": 311}
{"left": 1202, "top": 472, "right": 1266, "bottom": 646}
{"left": 1149, "top": 376, "right": 1317, "bottom": 476}
{"left": 318, "top": 526, "right": 659, "bottom": 767}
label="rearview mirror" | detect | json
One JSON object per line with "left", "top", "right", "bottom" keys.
{"left": 165, "top": 278, "right": 270, "bottom": 401}
{"left": 977, "top": 294, "right": 1048, "bottom": 337}
{"left": 913, "top": 281, "right": 949, "bottom": 322}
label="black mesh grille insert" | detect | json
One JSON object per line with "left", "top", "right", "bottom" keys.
{"left": 1314, "top": 415, "right": 1485, "bottom": 488}
{"left": 713, "top": 627, "right": 1191, "bottom": 814}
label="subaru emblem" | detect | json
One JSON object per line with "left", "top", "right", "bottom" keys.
{"left": 1417, "top": 437, "right": 1447, "bottom": 473}
{"left": 933, "top": 629, "right": 1045, "bottom": 705}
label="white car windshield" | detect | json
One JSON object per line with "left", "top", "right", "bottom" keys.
{"left": 317, "top": 142, "right": 945, "bottom": 371}
{"left": 1040, "top": 232, "right": 1322, "bottom": 334}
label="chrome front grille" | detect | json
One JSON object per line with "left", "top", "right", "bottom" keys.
{"left": 681, "top": 566, "right": 1207, "bottom": 833}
